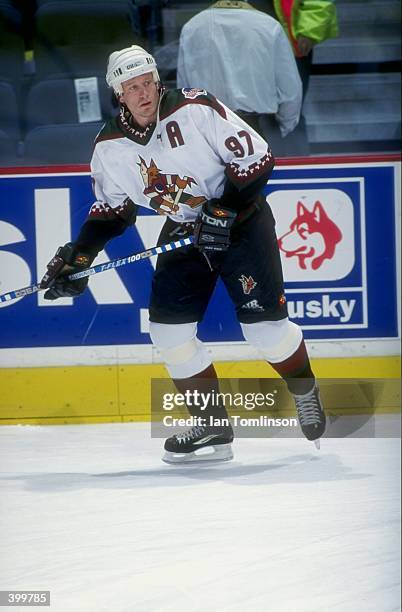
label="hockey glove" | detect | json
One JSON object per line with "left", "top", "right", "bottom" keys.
{"left": 193, "top": 200, "right": 237, "bottom": 253}
{"left": 40, "top": 242, "right": 94, "bottom": 300}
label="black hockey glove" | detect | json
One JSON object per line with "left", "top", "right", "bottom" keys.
{"left": 193, "top": 200, "right": 237, "bottom": 253}
{"left": 40, "top": 242, "right": 95, "bottom": 300}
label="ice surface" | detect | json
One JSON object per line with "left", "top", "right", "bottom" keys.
{"left": 0, "top": 423, "right": 400, "bottom": 612}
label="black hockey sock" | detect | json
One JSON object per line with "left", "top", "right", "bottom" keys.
{"left": 173, "top": 364, "right": 232, "bottom": 429}
{"left": 268, "top": 340, "right": 315, "bottom": 395}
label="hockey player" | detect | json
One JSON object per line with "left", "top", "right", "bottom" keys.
{"left": 40, "top": 45, "right": 326, "bottom": 463}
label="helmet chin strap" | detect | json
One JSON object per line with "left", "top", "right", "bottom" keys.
{"left": 155, "top": 85, "right": 167, "bottom": 148}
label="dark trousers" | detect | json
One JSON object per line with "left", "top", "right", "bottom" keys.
{"left": 237, "top": 111, "right": 309, "bottom": 157}
{"left": 149, "top": 200, "right": 288, "bottom": 324}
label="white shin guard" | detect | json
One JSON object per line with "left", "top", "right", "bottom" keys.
{"left": 149, "top": 321, "right": 211, "bottom": 378}
{"left": 241, "top": 319, "right": 303, "bottom": 363}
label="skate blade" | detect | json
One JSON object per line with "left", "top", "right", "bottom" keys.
{"left": 312, "top": 416, "right": 329, "bottom": 449}
{"left": 162, "top": 443, "right": 234, "bottom": 465}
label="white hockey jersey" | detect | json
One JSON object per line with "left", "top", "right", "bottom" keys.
{"left": 89, "top": 88, "right": 274, "bottom": 225}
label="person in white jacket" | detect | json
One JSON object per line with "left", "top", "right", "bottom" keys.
{"left": 177, "top": 0, "right": 303, "bottom": 153}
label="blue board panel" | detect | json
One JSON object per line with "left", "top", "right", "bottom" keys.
{"left": 0, "top": 161, "right": 399, "bottom": 348}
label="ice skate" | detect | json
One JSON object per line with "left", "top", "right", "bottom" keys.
{"left": 162, "top": 424, "right": 234, "bottom": 464}
{"left": 293, "top": 385, "right": 326, "bottom": 447}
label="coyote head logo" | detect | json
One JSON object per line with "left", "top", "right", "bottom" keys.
{"left": 239, "top": 275, "right": 257, "bottom": 295}
{"left": 278, "top": 201, "right": 342, "bottom": 270}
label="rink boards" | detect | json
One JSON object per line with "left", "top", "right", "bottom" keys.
{"left": 0, "top": 357, "right": 400, "bottom": 425}
{"left": 0, "top": 155, "right": 400, "bottom": 423}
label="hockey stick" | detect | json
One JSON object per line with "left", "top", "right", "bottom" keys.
{"left": 0, "top": 236, "right": 194, "bottom": 304}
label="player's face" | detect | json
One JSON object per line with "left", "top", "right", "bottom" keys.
{"left": 120, "top": 73, "right": 160, "bottom": 127}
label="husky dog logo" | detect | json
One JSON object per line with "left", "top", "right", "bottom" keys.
{"left": 138, "top": 157, "right": 206, "bottom": 215}
{"left": 278, "top": 201, "right": 343, "bottom": 270}
{"left": 239, "top": 275, "right": 257, "bottom": 295}
{"left": 182, "top": 88, "right": 207, "bottom": 99}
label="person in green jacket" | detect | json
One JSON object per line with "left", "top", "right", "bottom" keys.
{"left": 253, "top": 0, "right": 339, "bottom": 97}
{"left": 252, "top": 0, "right": 338, "bottom": 154}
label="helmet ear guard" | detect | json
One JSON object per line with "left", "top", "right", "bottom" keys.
{"left": 106, "top": 45, "right": 160, "bottom": 95}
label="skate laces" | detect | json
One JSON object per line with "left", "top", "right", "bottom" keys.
{"left": 175, "top": 425, "right": 206, "bottom": 445}
{"left": 295, "top": 388, "right": 322, "bottom": 426}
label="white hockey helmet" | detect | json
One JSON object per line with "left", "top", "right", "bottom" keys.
{"left": 106, "top": 45, "right": 160, "bottom": 95}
